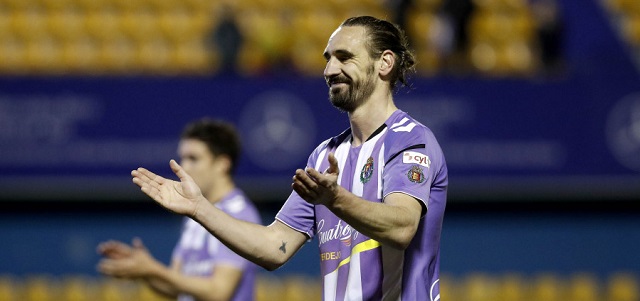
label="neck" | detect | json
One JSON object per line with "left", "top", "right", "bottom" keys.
{"left": 348, "top": 89, "right": 397, "bottom": 146}
{"left": 204, "top": 177, "right": 235, "bottom": 205}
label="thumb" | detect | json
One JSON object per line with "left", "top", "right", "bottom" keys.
{"left": 132, "top": 237, "right": 146, "bottom": 250}
{"left": 169, "top": 159, "right": 193, "bottom": 182}
{"left": 326, "top": 153, "right": 340, "bottom": 175}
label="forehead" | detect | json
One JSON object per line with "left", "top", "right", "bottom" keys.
{"left": 178, "top": 139, "right": 210, "bottom": 155}
{"left": 324, "top": 26, "right": 369, "bottom": 55}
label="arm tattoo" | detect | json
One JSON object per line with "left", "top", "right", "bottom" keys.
{"left": 279, "top": 241, "right": 287, "bottom": 254}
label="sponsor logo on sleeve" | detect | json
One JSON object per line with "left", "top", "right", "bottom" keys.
{"left": 403, "top": 151, "right": 431, "bottom": 168}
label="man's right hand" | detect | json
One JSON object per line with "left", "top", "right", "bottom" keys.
{"left": 131, "top": 159, "right": 204, "bottom": 218}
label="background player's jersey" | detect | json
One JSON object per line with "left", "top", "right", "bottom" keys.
{"left": 277, "top": 110, "right": 448, "bottom": 301}
{"left": 172, "top": 189, "right": 261, "bottom": 301}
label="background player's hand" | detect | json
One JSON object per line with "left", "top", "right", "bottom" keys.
{"left": 131, "top": 159, "right": 204, "bottom": 217}
{"left": 97, "top": 238, "right": 157, "bottom": 278}
{"left": 292, "top": 152, "right": 341, "bottom": 206}
{"left": 97, "top": 240, "right": 133, "bottom": 259}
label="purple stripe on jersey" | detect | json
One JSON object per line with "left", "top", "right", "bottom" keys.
{"left": 334, "top": 264, "right": 350, "bottom": 301}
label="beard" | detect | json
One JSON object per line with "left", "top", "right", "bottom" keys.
{"left": 328, "top": 65, "right": 376, "bottom": 113}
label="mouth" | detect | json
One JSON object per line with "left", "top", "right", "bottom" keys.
{"left": 326, "top": 76, "right": 351, "bottom": 88}
{"left": 330, "top": 82, "right": 348, "bottom": 89}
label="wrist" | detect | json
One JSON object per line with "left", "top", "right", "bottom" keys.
{"left": 189, "top": 196, "right": 208, "bottom": 219}
{"left": 143, "top": 258, "right": 165, "bottom": 278}
{"left": 327, "top": 186, "right": 347, "bottom": 212}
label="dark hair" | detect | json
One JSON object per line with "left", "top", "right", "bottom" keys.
{"left": 341, "top": 16, "right": 416, "bottom": 91}
{"left": 181, "top": 118, "right": 241, "bottom": 174}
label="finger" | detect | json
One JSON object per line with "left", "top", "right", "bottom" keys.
{"left": 292, "top": 183, "right": 306, "bottom": 198}
{"left": 292, "top": 172, "right": 310, "bottom": 194}
{"left": 295, "top": 168, "right": 321, "bottom": 190}
{"left": 131, "top": 170, "right": 163, "bottom": 199}
{"left": 292, "top": 181, "right": 314, "bottom": 200}
{"left": 131, "top": 175, "right": 144, "bottom": 188}
{"left": 306, "top": 167, "right": 337, "bottom": 190}
{"left": 97, "top": 245, "right": 107, "bottom": 255}
{"left": 97, "top": 260, "right": 119, "bottom": 275}
{"left": 170, "top": 159, "right": 193, "bottom": 182}
{"left": 327, "top": 153, "right": 340, "bottom": 174}
{"left": 132, "top": 175, "right": 163, "bottom": 201}
{"left": 131, "top": 170, "right": 147, "bottom": 189}
{"left": 97, "top": 240, "right": 121, "bottom": 253}
{"left": 133, "top": 167, "right": 163, "bottom": 185}
{"left": 132, "top": 177, "right": 158, "bottom": 199}
{"left": 132, "top": 237, "right": 145, "bottom": 250}
{"left": 305, "top": 167, "right": 323, "bottom": 181}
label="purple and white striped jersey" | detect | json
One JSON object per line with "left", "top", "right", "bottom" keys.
{"left": 276, "top": 110, "right": 448, "bottom": 301}
{"left": 172, "top": 188, "right": 261, "bottom": 301}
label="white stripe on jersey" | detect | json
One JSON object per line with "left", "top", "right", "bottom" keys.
{"left": 390, "top": 117, "right": 417, "bottom": 133}
{"left": 315, "top": 148, "right": 328, "bottom": 171}
{"left": 345, "top": 252, "right": 363, "bottom": 301}
{"left": 351, "top": 128, "right": 386, "bottom": 197}
{"left": 324, "top": 268, "right": 339, "bottom": 301}
{"left": 377, "top": 144, "right": 385, "bottom": 200}
{"left": 390, "top": 117, "right": 409, "bottom": 129}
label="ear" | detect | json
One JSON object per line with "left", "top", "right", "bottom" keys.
{"left": 214, "top": 154, "right": 232, "bottom": 175}
{"left": 379, "top": 50, "right": 395, "bottom": 77}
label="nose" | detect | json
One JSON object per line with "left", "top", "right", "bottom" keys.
{"left": 324, "top": 57, "right": 340, "bottom": 79}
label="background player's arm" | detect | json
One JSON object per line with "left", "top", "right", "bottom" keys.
{"left": 98, "top": 241, "right": 245, "bottom": 301}
{"left": 293, "top": 153, "right": 422, "bottom": 250}
{"left": 131, "top": 160, "right": 308, "bottom": 270}
{"left": 142, "top": 260, "right": 244, "bottom": 301}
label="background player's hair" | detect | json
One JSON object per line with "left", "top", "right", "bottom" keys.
{"left": 181, "top": 118, "right": 241, "bottom": 174}
{"left": 340, "top": 16, "right": 416, "bottom": 91}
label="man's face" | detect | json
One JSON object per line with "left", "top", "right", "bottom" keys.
{"left": 178, "top": 138, "right": 220, "bottom": 195}
{"left": 323, "top": 26, "right": 378, "bottom": 112}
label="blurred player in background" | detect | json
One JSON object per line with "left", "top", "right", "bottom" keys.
{"left": 132, "top": 16, "right": 448, "bottom": 301}
{"left": 98, "top": 119, "right": 260, "bottom": 301}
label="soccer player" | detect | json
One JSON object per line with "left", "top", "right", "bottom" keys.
{"left": 131, "top": 16, "right": 448, "bottom": 301}
{"left": 98, "top": 119, "right": 260, "bottom": 301}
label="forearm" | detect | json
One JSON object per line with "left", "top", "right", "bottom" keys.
{"left": 192, "top": 197, "right": 298, "bottom": 270}
{"left": 143, "top": 277, "right": 179, "bottom": 298}
{"left": 327, "top": 188, "right": 421, "bottom": 249}
{"left": 144, "top": 267, "right": 235, "bottom": 301}
{"left": 139, "top": 261, "right": 180, "bottom": 298}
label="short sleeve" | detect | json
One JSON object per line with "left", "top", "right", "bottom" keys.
{"left": 382, "top": 146, "right": 434, "bottom": 213}
{"left": 275, "top": 190, "right": 315, "bottom": 238}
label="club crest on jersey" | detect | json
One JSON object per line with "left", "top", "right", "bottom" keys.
{"left": 407, "top": 165, "right": 426, "bottom": 183}
{"left": 359, "top": 157, "right": 374, "bottom": 184}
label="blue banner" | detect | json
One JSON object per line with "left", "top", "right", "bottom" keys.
{"left": 0, "top": 74, "right": 638, "bottom": 201}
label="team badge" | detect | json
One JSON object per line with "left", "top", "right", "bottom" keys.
{"left": 359, "top": 157, "right": 374, "bottom": 184}
{"left": 407, "top": 165, "right": 425, "bottom": 183}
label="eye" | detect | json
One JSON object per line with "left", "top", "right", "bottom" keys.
{"left": 335, "top": 51, "right": 354, "bottom": 62}
{"left": 181, "top": 155, "right": 198, "bottom": 163}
